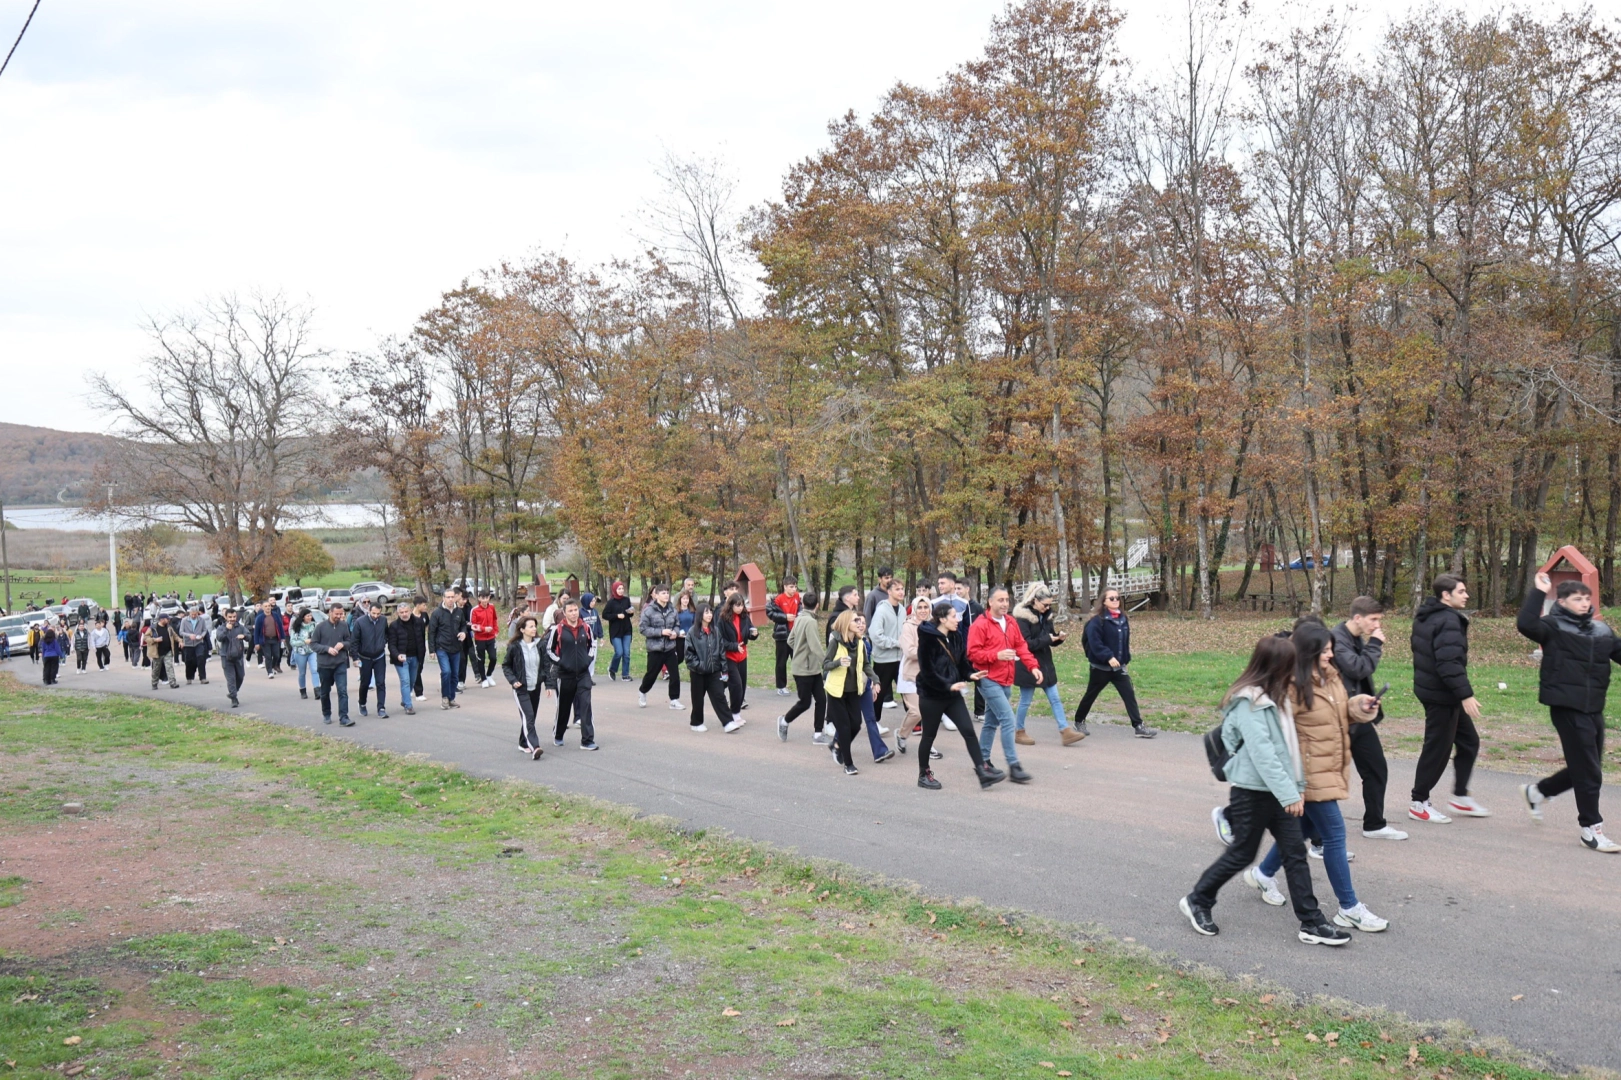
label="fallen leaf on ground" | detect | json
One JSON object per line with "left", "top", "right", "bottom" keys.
{"left": 62, "top": 1036, "right": 81, "bottom": 1046}
{"left": 1260, "top": 994, "right": 1276, "bottom": 1004}
{"left": 722, "top": 1008, "right": 740, "bottom": 1017}
{"left": 926, "top": 911, "right": 937, "bottom": 924}
{"left": 1058, "top": 1072, "right": 1073, "bottom": 1077}
{"left": 1305, "top": 1033, "right": 1320, "bottom": 1043}
{"left": 1071, "top": 957, "right": 1086, "bottom": 966}
{"left": 776, "top": 1018, "right": 796, "bottom": 1027}
{"left": 1511, "top": 995, "right": 1524, "bottom": 1002}
{"left": 1038, "top": 1062, "right": 1055, "bottom": 1069}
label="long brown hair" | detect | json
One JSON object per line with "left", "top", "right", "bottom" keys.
{"left": 1291, "top": 622, "right": 1334, "bottom": 710}
{"left": 1093, "top": 587, "right": 1122, "bottom": 617}
{"left": 1222, "top": 635, "right": 1296, "bottom": 709}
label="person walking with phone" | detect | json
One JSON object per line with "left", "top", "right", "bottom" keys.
{"left": 1013, "top": 583, "right": 1084, "bottom": 747}
{"left": 1074, "top": 588, "right": 1156, "bottom": 738}
{"left": 1409, "top": 574, "right": 1489, "bottom": 823}
{"left": 1333, "top": 597, "right": 1406, "bottom": 840}
{"left": 1517, "top": 572, "right": 1621, "bottom": 852}
{"left": 1179, "top": 635, "right": 1351, "bottom": 946}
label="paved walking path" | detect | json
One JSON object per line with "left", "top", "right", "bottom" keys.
{"left": 29, "top": 659, "right": 1621, "bottom": 1070}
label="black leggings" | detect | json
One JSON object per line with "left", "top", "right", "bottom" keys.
{"left": 689, "top": 670, "right": 730, "bottom": 727}
{"left": 918, "top": 693, "right": 985, "bottom": 775}
{"left": 1073, "top": 666, "right": 1143, "bottom": 726}
{"left": 783, "top": 673, "right": 826, "bottom": 731}
{"left": 827, "top": 690, "right": 863, "bottom": 767}
{"left": 726, "top": 658, "right": 747, "bottom": 715}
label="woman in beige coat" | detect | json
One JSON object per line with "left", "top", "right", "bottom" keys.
{"left": 1248, "top": 622, "right": 1389, "bottom": 932}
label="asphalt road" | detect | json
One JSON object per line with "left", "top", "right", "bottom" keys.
{"left": 32, "top": 658, "right": 1621, "bottom": 1071}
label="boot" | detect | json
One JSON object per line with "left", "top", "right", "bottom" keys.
{"left": 977, "top": 762, "right": 1007, "bottom": 789}
{"left": 918, "top": 771, "right": 942, "bottom": 790}
{"left": 1008, "top": 762, "right": 1033, "bottom": 784}
{"left": 1061, "top": 727, "right": 1087, "bottom": 746}
{"left": 300, "top": 688, "right": 308, "bottom": 699}
{"left": 1015, "top": 729, "right": 1035, "bottom": 746}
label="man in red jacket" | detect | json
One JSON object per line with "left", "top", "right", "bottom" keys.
{"left": 470, "top": 592, "right": 500, "bottom": 688}
{"left": 967, "top": 585, "right": 1042, "bottom": 784}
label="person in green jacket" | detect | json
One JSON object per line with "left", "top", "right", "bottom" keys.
{"left": 1180, "top": 635, "right": 1351, "bottom": 947}
{"left": 777, "top": 592, "right": 826, "bottom": 743}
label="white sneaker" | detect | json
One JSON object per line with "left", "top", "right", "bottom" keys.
{"left": 723, "top": 718, "right": 744, "bottom": 734}
{"left": 942, "top": 717, "right": 957, "bottom": 732}
{"left": 777, "top": 715, "right": 789, "bottom": 741}
{"left": 1581, "top": 823, "right": 1621, "bottom": 853}
{"left": 483, "top": 677, "right": 495, "bottom": 688}
{"left": 1521, "top": 782, "right": 1546, "bottom": 822}
{"left": 1447, "top": 795, "right": 1491, "bottom": 817}
{"left": 811, "top": 731, "right": 832, "bottom": 745}
{"left": 1333, "top": 903, "right": 1389, "bottom": 932}
{"left": 876, "top": 724, "right": 891, "bottom": 736}
{"left": 1408, "top": 800, "right": 1452, "bottom": 824}
{"left": 1307, "top": 842, "right": 1354, "bottom": 862}
{"left": 882, "top": 701, "right": 898, "bottom": 710}
{"left": 668, "top": 699, "right": 686, "bottom": 711}
{"left": 1243, "top": 867, "right": 1286, "bottom": 906}
{"left": 1360, "top": 825, "right": 1409, "bottom": 840}
{"left": 690, "top": 724, "right": 708, "bottom": 733}
{"left": 638, "top": 692, "right": 648, "bottom": 708}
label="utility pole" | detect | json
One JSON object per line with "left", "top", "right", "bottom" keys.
{"left": 107, "top": 484, "right": 119, "bottom": 611}
{"left": 0, "top": 489, "right": 11, "bottom": 613}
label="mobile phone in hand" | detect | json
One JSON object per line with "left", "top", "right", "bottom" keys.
{"left": 1374, "top": 682, "right": 1390, "bottom": 701}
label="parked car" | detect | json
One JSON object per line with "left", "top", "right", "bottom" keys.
{"left": 1285, "top": 553, "right": 1335, "bottom": 570}
{"left": 323, "top": 587, "right": 354, "bottom": 611}
{"left": 153, "top": 597, "right": 182, "bottom": 618}
{"left": 348, "top": 581, "right": 405, "bottom": 608}
{"left": 0, "top": 613, "right": 37, "bottom": 653}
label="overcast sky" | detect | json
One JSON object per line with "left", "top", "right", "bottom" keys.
{"left": 0, "top": 0, "right": 1589, "bottom": 433}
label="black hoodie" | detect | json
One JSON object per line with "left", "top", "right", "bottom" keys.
{"left": 1410, "top": 596, "right": 1473, "bottom": 706}
{"left": 916, "top": 621, "right": 971, "bottom": 699}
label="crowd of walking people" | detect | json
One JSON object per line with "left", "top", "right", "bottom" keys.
{"left": 16, "top": 565, "right": 1613, "bottom": 950}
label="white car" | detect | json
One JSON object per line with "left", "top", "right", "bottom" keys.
{"left": 0, "top": 613, "right": 38, "bottom": 654}
{"left": 348, "top": 582, "right": 402, "bottom": 607}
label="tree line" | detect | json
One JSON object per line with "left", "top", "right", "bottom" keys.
{"left": 92, "top": 0, "right": 1621, "bottom": 615}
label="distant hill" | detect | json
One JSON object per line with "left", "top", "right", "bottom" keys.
{"left": 0, "top": 422, "right": 121, "bottom": 505}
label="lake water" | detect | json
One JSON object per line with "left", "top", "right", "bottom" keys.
{"left": 1, "top": 504, "right": 386, "bottom": 532}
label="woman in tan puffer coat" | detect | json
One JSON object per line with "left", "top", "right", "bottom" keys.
{"left": 1249, "top": 622, "right": 1389, "bottom": 932}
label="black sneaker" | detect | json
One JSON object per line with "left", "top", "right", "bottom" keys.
{"left": 1134, "top": 725, "right": 1160, "bottom": 739}
{"left": 1179, "top": 895, "right": 1218, "bottom": 936}
{"left": 359, "top": 705, "right": 368, "bottom": 716}
{"left": 918, "top": 771, "right": 942, "bottom": 790}
{"left": 843, "top": 764, "right": 859, "bottom": 776}
{"left": 1298, "top": 920, "right": 1352, "bottom": 946}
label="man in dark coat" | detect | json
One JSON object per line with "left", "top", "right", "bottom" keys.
{"left": 1517, "top": 572, "right": 1621, "bottom": 853}
{"left": 1331, "top": 597, "right": 1405, "bottom": 840}
{"left": 1409, "top": 574, "right": 1488, "bottom": 824}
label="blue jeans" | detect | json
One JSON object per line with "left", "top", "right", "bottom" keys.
{"left": 436, "top": 649, "right": 458, "bottom": 702}
{"left": 394, "top": 656, "right": 419, "bottom": 709}
{"left": 1016, "top": 684, "right": 1069, "bottom": 731}
{"left": 859, "top": 684, "right": 889, "bottom": 758}
{"left": 1260, "top": 800, "right": 1356, "bottom": 910}
{"left": 292, "top": 650, "right": 318, "bottom": 691}
{"left": 317, "top": 663, "right": 349, "bottom": 721}
{"left": 609, "top": 636, "right": 632, "bottom": 678}
{"left": 978, "top": 680, "right": 1020, "bottom": 764}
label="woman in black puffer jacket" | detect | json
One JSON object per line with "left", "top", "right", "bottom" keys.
{"left": 917, "top": 600, "right": 1001, "bottom": 790}
{"left": 684, "top": 605, "right": 733, "bottom": 733}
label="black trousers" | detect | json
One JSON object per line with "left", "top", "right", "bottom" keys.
{"left": 75, "top": 649, "right": 89, "bottom": 671}
{"left": 1411, "top": 701, "right": 1478, "bottom": 803}
{"left": 875, "top": 660, "right": 900, "bottom": 707}
{"left": 221, "top": 655, "right": 245, "bottom": 701}
{"left": 1191, "top": 786, "right": 1323, "bottom": 925}
{"left": 42, "top": 657, "right": 59, "bottom": 684}
{"left": 260, "top": 640, "right": 282, "bottom": 673}
{"left": 783, "top": 673, "right": 826, "bottom": 731}
{"left": 726, "top": 657, "right": 747, "bottom": 716}
{"left": 1073, "top": 666, "right": 1144, "bottom": 726}
{"left": 357, "top": 654, "right": 387, "bottom": 709}
{"left": 473, "top": 639, "right": 498, "bottom": 681}
{"left": 689, "top": 670, "right": 730, "bottom": 727}
{"left": 514, "top": 686, "right": 543, "bottom": 749}
{"left": 183, "top": 644, "right": 209, "bottom": 682}
{"left": 94, "top": 646, "right": 111, "bottom": 669}
{"left": 1348, "top": 721, "right": 1390, "bottom": 832}
{"left": 918, "top": 693, "right": 985, "bottom": 775}
{"left": 1539, "top": 709, "right": 1606, "bottom": 828}
{"left": 458, "top": 644, "right": 471, "bottom": 683}
{"left": 553, "top": 678, "right": 594, "bottom": 744}
{"left": 827, "top": 690, "right": 863, "bottom": 767}
{"left": 774, "top": 638, "right": 791, "bottom": 689}
{"left": 639, "top": 649, "right": 681, "bottom": 698}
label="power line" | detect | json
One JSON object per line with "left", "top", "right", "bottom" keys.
{"left": 0, "top": 0, "right": 42, "bottom": 81}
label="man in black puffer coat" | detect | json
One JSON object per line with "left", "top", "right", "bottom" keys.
{"left": 1409, "top": 574, "right": 1488, "bottom": 824}
{"left": 1517, "top": 572, "right": 1621, "bottom": 852}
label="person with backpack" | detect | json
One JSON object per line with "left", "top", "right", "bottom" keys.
{"left": 1242, "top": 623, "right": 1389, "bottom": 932}
{"left": 1074, "top": 588, "right": 1157, "bottom": 738}
{"left": 543, "top": 597, "right": 597, "bottom": 750}
{"left": 778, "top": 591, "right": 826, "bottom": 741}
{"left": 1180, "top": 635, "right": 1351, "bottom": 946}
{"left": 602, "top": 581, "right": 635, "bottom": 681}
{"left": 1012, "top": 583, "right": 1084, "bottom": 747}
{"left": 1517, "top": 571, "right": 1621, "bottom": 853}
{"left": 684, "top": 603, "right": 733, "bottom": 733}
{"left": 1409, "top": 574, "right": 1489, "bottom": 823}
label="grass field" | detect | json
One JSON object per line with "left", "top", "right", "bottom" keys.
{"left": 0, "top": 674, "right": 1564, "bottom": 1079}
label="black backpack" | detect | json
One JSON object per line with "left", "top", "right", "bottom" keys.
{"left": 1204, "top": 721, "right": 1242, "bottom": 782}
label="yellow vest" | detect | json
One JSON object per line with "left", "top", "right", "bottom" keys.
{"left": 824, "top": 637, "right": 868, "bottom": 697}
